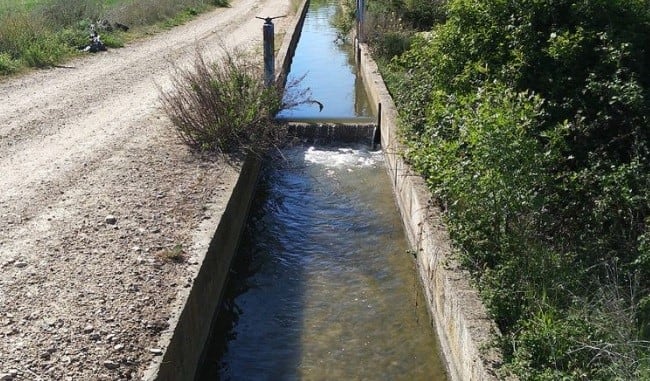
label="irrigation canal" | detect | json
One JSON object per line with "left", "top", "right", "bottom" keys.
{"left": 197, "top": 145, "right": 448, "bottom": 380}
{"left": 196, "top": 0, "right": 448, "bottom": 379}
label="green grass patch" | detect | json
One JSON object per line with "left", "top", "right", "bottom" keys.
{"left": 0, "top": 52, "right": 20, "bottom": 75}
{"left": 0, "top": 0, "right": 231, "bottom": 76}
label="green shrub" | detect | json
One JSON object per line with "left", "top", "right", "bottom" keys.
{"left": 37, "top": 0, "right": 103, "bottom": 28}
{"left": 160, "top": 49, "right": 286, "bottom": 155}
{"left": 21, "top": 36, "right": 73, "bottom": 67}
{"left": 383, "top": 0, "right": 650, "bottom": 378}
{"left": 401, "top": 0, "right": 446, "bottom": 29}
{"left": 0, "top": 52, "right": 20, "bottom": 75}
{"left": 100, "top": 32, "right": 124, "bottom": 48}
{"left": 332, "top": 0, "right": 356, "bottom": 38}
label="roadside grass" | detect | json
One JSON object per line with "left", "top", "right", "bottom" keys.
{"left": 0, "top": 0, "right": 230, "bottom": 76}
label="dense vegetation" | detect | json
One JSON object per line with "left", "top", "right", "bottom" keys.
{"left": 0, "top": 0, "right": 228, "bottom": 75}
{"left": 365, "top": 0, "right": 650, "bottom": 379}
{"left": 160, "top": 49, "right": 287, "bottom": 156}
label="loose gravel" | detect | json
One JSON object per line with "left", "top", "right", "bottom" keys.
{"left": 0, "top": 0, "right": 292, "bottom": 379}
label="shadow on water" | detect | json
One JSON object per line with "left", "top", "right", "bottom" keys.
{"left": 196, "top": 145, "right": 448, "bottom": 380}
{"left": 196, "top": 151, "right": 311, "bottom": 380}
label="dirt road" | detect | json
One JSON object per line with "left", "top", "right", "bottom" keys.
{"left": 0, "top": 0, "right": 293, "bottom": 379}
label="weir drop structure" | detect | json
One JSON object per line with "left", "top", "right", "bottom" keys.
{"left": 144, "top": 0, "right": 505, "bottom": 380}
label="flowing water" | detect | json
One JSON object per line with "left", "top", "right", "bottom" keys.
{"left": 276, "top": 0, "right": 373, "bottom": 121}
{"left": 197, "top": 146, "right": 447, "bottom": 380}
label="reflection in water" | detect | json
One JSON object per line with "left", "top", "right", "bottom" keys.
{"left": 276, "top": 0, "right": 373, "bottom": 120}
{"left": 197, "top": 146, "right": 448, "bottom": 381}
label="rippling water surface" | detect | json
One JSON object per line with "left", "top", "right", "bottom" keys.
{"left": 198, "top": 146, "right": 447, "bottom": 380}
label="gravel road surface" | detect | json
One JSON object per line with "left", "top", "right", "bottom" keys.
{"left": 0, "top": 0, "right": 292, "bottom": 379}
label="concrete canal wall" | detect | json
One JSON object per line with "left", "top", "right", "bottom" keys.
{"left": 143, "top": 1, "right": 310, "bottom": 379}
{"left": 356, "top": 43, "right": 506, "bottom": 381}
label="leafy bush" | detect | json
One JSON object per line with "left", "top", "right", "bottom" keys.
{"left": 401, "top": 0, "right": 446, "bottom": 30}
{"left": 0, "top": 52, "right": 19, "bottom": 75}
{"left": 349, "top": 0, "right": 446, "bottom": 61}
{"left": 21, "top": 35, "right": 74, "bottom": 67}
{"left": 382, "top": 0, "right": 650, "bottom": 378}
{"left": 159, "top": 49, "right": 286, "bottom": 155}
{"left": 331, "top": 0, "right": 356, "bottom": 38}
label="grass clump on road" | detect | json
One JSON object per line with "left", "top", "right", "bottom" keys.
{"left": 160, "top": 49, "right": 287, "bottom": 156}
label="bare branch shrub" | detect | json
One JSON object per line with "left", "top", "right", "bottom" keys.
{"left": 160, "top": 47, "right": 288, "bottom": 156}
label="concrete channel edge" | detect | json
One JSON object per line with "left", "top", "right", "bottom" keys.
{"left": 142, "top": 0, "right": 310, "bottom": 379}
{"left": 356, "top": 43, "right": 507, "bottom": 381}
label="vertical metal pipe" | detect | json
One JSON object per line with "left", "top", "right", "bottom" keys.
{"left": 357, "top": 0, "right": 365, "bottom": 43}
{"left": 263, "top": 20, "right": 275, "bottom": 86}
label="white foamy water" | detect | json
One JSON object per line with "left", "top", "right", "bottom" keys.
{"left": 302, "top": 146, "right": 383, "bottom": 168}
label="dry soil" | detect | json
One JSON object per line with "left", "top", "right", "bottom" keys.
{"left": 0, "top": 0, "right": 293, "bottom": 379}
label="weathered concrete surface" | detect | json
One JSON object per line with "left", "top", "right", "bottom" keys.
{"left": 143, "top": 1, "right": 310, "bottom": 380}
{"left": 356, "top": 43, "right": 506, "bottom": 381}
{"left": 287, "top": 122, "right": 375, "bottom": 144}
{"left": 142, "top": 157, "right": 260, "bottom": 381}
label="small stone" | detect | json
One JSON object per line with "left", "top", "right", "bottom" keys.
{"left": 103, "top": 360, "right": 119, "bottom": 370}
{"left": 83, "top": 325, "right": 94, "bottom": 333}
{"left": 14, "top": 262, "right": 27, "bottom": 268}
{"left": 149, "top": 348, "right": 163, "bottom": 356}
{"left": 113, "top": 344, "right": 124, "bottom": 351}
{"left": 104, "top": 215, "right": 117, "bottom": 225}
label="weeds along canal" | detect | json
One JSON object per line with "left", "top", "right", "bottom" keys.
{"left": 197, "top": 145, "right": 448, "bottom": 380}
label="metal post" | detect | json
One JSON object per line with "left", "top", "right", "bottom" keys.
{"left": 357, "top": 0, "right": 365, "bottom": 43}
{"left": 262, "top": 19, "right": 275, "bottom": 86}
{"left": 256, "top": 16, "right": 285, "bottom": 87}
